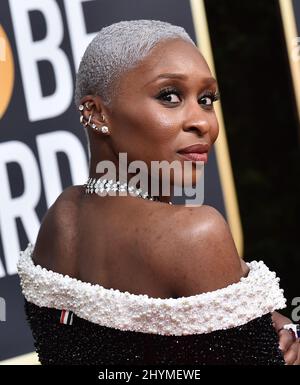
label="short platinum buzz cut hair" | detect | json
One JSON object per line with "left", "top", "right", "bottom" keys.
{"left": 74, "top": 19, "right": 196, "bottom": 108}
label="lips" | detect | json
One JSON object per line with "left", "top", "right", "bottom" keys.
{"left": 178, "top": 152, "right": 208, "bottom": 163}
{"left": 177, "top": 143, "right": 209, "bottom": 163}
{"left": 177, "top": 143, "right": 209, "bottom": 154}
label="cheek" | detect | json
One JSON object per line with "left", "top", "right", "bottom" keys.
{"left": 113, "top": 99, "right": 180, "bottom": 144}
{"left": 140, "top": 99, "right": 182, "bottom": 140}
{"left": 149, "top": 113, "right": 180, "bottom": 142}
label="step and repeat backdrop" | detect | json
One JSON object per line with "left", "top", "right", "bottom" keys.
{"left": 0, "top": 0, "right": 243, "bottom": 362}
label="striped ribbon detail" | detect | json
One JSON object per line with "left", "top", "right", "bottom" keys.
{"left": 60, "top": 309, "right": 74, "bottom": 325}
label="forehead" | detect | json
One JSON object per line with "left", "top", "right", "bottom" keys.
{"left": 122, "top": 38, "right": 212, "bottom": 87}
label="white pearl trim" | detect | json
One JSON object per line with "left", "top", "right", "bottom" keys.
{"left": 17, "top": 242, "right": 287, "bottom": 336}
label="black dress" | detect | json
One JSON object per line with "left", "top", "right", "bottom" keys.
{"left": 18, "top": 243, "right": 287, "bottom": 365}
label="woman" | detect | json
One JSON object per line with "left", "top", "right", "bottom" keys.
{"left": 17, "top": 19, "right": 300, "bottom": 365}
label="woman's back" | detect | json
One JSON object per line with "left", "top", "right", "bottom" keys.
{"left": 33, "top": 186, "right": 172, "bottom": 297}
{"left": 32, "top": 185, "right": 181, "bottom": 299}
{"left": 31, "top": 185, "right": 249, "bottom": 300}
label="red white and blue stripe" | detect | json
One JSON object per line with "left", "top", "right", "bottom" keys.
{"left": 60, "top": 309, "right": 73, "bottom": 325}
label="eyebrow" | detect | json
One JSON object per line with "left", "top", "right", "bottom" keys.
{"left": 144, "top": 72, "right": 217, "bottom": 86}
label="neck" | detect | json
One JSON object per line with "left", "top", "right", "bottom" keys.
{"left": 88, "top": 151, "right": 174, "bottom": 203}
{"left": 87, "top": 172, "right": 174, "bottom": 204}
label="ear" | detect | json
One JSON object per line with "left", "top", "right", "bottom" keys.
{"left": 78, "top": 95, "right": 111, "bottom": 126}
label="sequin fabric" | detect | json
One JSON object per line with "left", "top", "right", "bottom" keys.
{"left": 24, "top": 300, "right": 285, "bottom": 365}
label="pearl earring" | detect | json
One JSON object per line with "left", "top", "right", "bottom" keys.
{"left": 101, "top": 125, "right": 109, "bottom": 134}
{"left": 99, "top": 114, "right": 109, "bottom": 134}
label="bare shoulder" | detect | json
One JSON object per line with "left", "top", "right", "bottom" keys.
{"left": 150, "top": 204, "right": 248, "bottom": 297}
{"left": 32, "top": 186, "right": 83, "bottom": 273}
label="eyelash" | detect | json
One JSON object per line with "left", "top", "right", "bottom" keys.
{"left": 156, "top": 86, "right": 220, "bottom": 107}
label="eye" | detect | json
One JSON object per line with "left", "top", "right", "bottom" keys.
{"left": 198, "top": 91, "right": 220, "bottom": 108}
{"left": 156, "top": 87, "right": 181, "bottom": 104}
{"left": 200, "top": 96, "right": 213, "bottom": 106}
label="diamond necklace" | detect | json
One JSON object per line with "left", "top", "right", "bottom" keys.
{"left": 84, "top": 177, "right": 173, "bottom": 205}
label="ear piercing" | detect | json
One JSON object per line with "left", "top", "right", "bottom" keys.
{"left": 78, "top": 104, "right": 110, "bottom": 134}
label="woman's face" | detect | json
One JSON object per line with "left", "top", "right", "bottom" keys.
{"left": 105, "top": 38, "right": 219, "bottom": 189}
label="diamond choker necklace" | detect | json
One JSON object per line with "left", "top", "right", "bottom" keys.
{"left": 84, "top": 177, "right": 173, "bottom": 205}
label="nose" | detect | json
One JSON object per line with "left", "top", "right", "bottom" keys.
{"left": 182, "top": 105, "right": 210, "bottom": 136}
{"left": 183, "top": 119, "right": 210, "bottom": 136}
